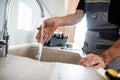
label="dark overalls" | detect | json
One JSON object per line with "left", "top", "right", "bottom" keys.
{"left": 77, "top": 0, "right": 120, "bottom": 71}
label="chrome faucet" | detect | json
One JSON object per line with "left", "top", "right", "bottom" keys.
{"left": 0, "top": 0, "right": 11, "bottom": 57}
{"left": 36, "top": 0, "right": 45, "bottom": 18}
{"left": 0, "top": 0, "right": 44, "bottom": 57}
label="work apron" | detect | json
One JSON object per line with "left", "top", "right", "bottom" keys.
{"left": 82, "top": 2, "right": 120, "bottom": 71}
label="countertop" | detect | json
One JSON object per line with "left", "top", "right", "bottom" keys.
{"left": 0, "top": 55, "right": 105, "bottom": 80}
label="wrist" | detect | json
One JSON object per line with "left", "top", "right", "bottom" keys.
{"left": 99, "top": 53, "right": 111, "bottom": 66}
{"left": 99, "top": 47, "right": 118, "bottom": 65}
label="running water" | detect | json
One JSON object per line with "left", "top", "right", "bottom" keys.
{"left": 36, "top": 18, "right": 44, "bottom": 60}
{"left": 39, "top": 18, "right": 44, "bottom": 60}
{"left": 35, "top": 0, "right": 45, "bottom": 60}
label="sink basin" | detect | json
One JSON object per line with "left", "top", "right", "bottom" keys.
{"left": 8, "top": 44, "right": 81, "bottom": 64}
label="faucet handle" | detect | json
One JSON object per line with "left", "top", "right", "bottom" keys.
{"left": 0, "top": 40, "right": 6, "bottom": 46}
{"left": 0, "top": 40, "right": 6, "bottom": 49}
{"left": 0, "top": 40, "right": 7, "bottom": 57}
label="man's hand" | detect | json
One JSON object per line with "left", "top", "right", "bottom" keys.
{"left": 79, "top": 53, "right": 106, "bottom": 69}
{"left": 36, "top": 26, "right": 53, "bottom": 43}
{"left": 36, "top": 17, "right": 59, "bottom": 43}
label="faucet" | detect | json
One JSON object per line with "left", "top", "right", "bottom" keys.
{"left": 0, "top": 0, "right": 44, "bottom": 57}
{"left": 0, "top": 0, "right": 11, "bottom": 57}
{"left": 36, "top": 0, "right": 45, "bottom": 18}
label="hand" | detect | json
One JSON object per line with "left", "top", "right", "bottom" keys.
{"left": 79, "top": 53, "right": 106, "bottom": 69}
{"left": 36, "top": 17, "right": 59, "bottom": 43}
{"left": 36, "top": 26, "right": 53, "bottom": 43}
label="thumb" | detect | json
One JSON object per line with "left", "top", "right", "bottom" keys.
{"left": 37, "top": 26, "right": 41, "bottom": 30}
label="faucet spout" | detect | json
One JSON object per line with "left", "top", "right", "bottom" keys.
{"left": 36, "top": 0, "right": 45, "bottom": 18}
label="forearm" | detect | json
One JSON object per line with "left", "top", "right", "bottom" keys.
{"left": 58, "top": 10, "right": 85, "bottom": 26}
{"left": 100, "top": 39, "right": 120, "bottom": 65}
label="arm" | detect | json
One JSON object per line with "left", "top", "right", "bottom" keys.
{"left": 80, "top": 39, "right": 120, "bottom": 69}
{"left": 100, "top": 39, "right": 120, "bottom": 65}
{"left": 36, "top": 10, "right": 85, "bottom": 43}
{"left": 55, "top": 10, "right": 85, "bottom": 26}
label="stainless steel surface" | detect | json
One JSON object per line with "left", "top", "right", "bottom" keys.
{"left": 36, "top": 0, "right": 45, "bottom": 18}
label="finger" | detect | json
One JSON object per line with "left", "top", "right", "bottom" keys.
{"left": 80, "top": 53, "right": 106, "bottom": 69}
{"left": 84, "top": 56, "right": 105, "bottom": 68}
{"left": 45, "top": 35, "right": 52, "bottom": 42}
{"left": 79, "top": 57, "right": 88, "bottom": 65}
{"left": 85, "top": 55, "right": 101, "bottom": 66}
{"left": 36, "top": 31, "right": 41, "bottom": 42}
{"left": 42, "top": 34, "right": 50, "bottom": 43}
{"left": 94, "top": 63, "right": 105, "bottom": 69}
{"left": 80, "top": 54, "right": 99, "bottom": 67}
{"left": 94, "top": 58, "right": 106, "bottom": 69}
{"left": 79, "top": 54, "right": 94, "bottom": 65}
{"left": 37, "top": 26, "right": 42, "bottom": 30}
{"left": 84, "top": 59, "right": 99, "bottom": 67}
{"left": 42, "top": 34, "right": 48, "bottom": 43}
{"left": 36, "top": 30, "right": 45, "bottom": 43}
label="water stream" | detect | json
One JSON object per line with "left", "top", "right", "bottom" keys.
{"left": 36, "top": 18, "right": 44, "bottom": 60}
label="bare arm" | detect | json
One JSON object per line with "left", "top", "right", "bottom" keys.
{"left": 36, "top": 10, "right": 85, "bottom": 43}
{"left": 57, "top": 10, "right": 85, "bottom": 26}
{"left": 100, "top": 39, "right": 120, "bottom": 65}
{"left": 80, "top": 39, "right": 120, "bottom": 69}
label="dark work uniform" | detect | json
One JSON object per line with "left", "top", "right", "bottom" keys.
{"left": 76, "top": 0, "right": 85, "bottom": 11}
{"left": 107, "top": 0, "right": 120, "bottom": 71}
{"left": 77, "top": 0, "right": 119, "bottom": 54}
{"left": 76, "top": 0, "right": 120, "bottom": 71}
{"left": 108, "top": 0, "right": 120, "bottom": 27}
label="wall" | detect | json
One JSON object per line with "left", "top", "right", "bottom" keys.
{"left": 7, "top": 0, "right": 42, "bottom": 45}
{"left": 57, "top": 0, "right": 79, "bottom": 43}
{"left": 0, "top": 0, "right": 67, "bottom": 45}
{"left": 0, "top": 0, "right": 6, "bottom": 32}
{"left": 66, "top": 0, "right": 79, "bottom": 43}
{"left": 42, "top": 0, "right": 66, "bottom": 17}
{"left": 0, "top": 0, "right": 66, "bottom": 46}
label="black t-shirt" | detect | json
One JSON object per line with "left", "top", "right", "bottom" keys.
{"left": 76, "top": 0, "right": 85, "bottom": 11}
{"left": 108, "top": 0, "right": 120, "bottom": 26}
{"left": 76, "top": 0, "right": 120, "bottom": 26}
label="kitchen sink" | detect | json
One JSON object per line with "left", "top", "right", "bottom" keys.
{"left": 8, "top": 44, "right": 81, "bottom": 64}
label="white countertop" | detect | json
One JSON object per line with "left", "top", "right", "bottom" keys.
{"left": 0, "top": 55, "right": 105, "bottom": 80}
